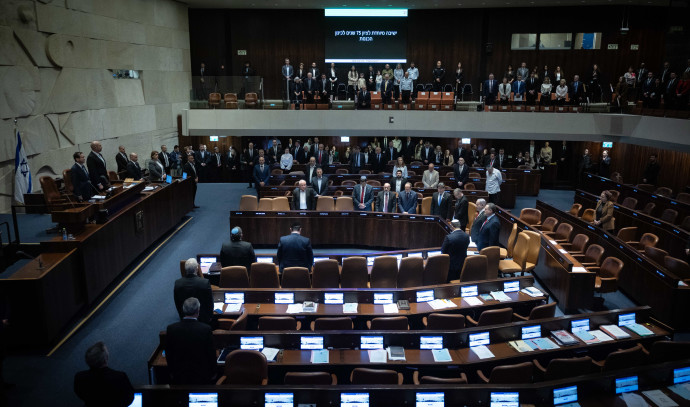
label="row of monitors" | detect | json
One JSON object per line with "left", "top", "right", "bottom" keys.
{"left": 224, "top": 312, "right": 641, "bottom": 352}
{"left": 222, "top": 280, "right": 521, "bottom": 304}
{"left": 132, "top": 368, "right": 690, "bottom": 407}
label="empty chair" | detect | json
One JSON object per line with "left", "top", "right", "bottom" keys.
{"left": 367, "top": 316, "right": 409, "bottom": 330}
{"left": 281, "top": 267, "right": 311, "bottom": 288}
{"left": 676, "top": 192, "right": 690, "bottom": 204}
{"left": 422, "top": 313, "right": 466, "bottom": 330}
{"left": 682, "top": 216, "right": 690, "bottom": 231}
{"left": 477, "top": 361, "right": 534, "bottom": 384}
{"left": 648, "top": 341, "right": 690, "bottom": 363}
{"left": 341, "top": 180, "right": 356, "bottom": 186}
{"left": 636, "top": 183, "right": 655, "bottom": 192}
{"left": 533, "top": 356, "right": 593, "bottom": 381}
{"left": 39, "top": 176, "right": 67, "bottom": 210}
{"left": 335, "top": 168, "right": 348, "bottom": 175}
{"left": 359, "top": 169, "right": 371, "bottom": 174}
{"left": 249, "top": 262, "right": 280, "bottom": 288}
{"left": 664, "top": 256, "right": 690, "bottom": 280}
{"left": 543, "top": 223, "right": 573, "bottom": 243}
{"left": 466, "top": 307, "right": 513, "bottom": 327}
{"left": 654, "top": 186, "right": 673, "bottom": 197}
{"left": 340, "top": 257, "right": 368, "bottom": 288}
{"left": 420, "top": 196, "right": 432, "bottom": 215}
{"left": 513, "top": 302, "right": 556, "bottom": 321}
{"left": 315, "top": 196, "right": 335, "bottom": 211}
{"left": 467, "top": 202, "right": 477, "bottom": 232}
{"left": 608, "top": 190, "right": 620, "bottom": 202}
{"left": 310, "top": 317, "right": 353, "bottom": 331}
{"left": 350, "top": 368, "right": 403, "bottom": 384}
{"left": 397, "top": 257, "right": 424, "bottom": 288}
{"left": 413, "top": 181, "right": 425, "bottom": 188}
{"left": 413, "top": 371, "right": 467, "bottom": 384}
{"left": 568, "top": 203, "right": 582, "bottom": 217}
{"left": 258, "top": 198, "right": 273, "bottom": 211}
{"left": 560, "top": 234, "right": 589, "bottom": 255}
{"left": 216, "top": 350, "right": 268, "bottom": 385}
{"left": 258, "top": 316, "right": 301, "bottom": 331}
{"left": 208, "top": 92, "right": 221, "bottom": 108}
{"left": 616, "top": 227, "right": 638, "bottom": 242}
{"left": 464, "top": 183, "right": 476, "bottom": 190}
{"left": 245, "top": 92, "right": 258, "bottom": 108}
{"left": 311, "top": 259, "right": 340, "bottom": 288}
{"left": 629, "top": 233, "right": 659, "bottom": 251}
{"left": 500, "top": 223, "right": 518, "bottom": 259}
{"left": 62, "top": 169, "right": 74, "bottom": 194}
{"left": 523, "top": 231, "right": 541, "bottom": 273}
{"left": 219, "top": 266, "right": 249, "bottom": 288}
{"left": 519, "top": 208, "right": 542, "bottom": 226}
{"left": 572, "top": 244, "right": 605, "bottom": 267}
{"left": 272, "top": 196, "right": 290, "bottom": 211}
{"left": 468, "top": 172, "right": 481, "bottom": 178}
{"left": 284, "top": 372, "right": 336, "bottom": 385}
{"left": 593, "top": 344, "right": 648, "bottom": 372}
{"left": 643, "top": 246, "right": 668, "bottom": 266}
{"left": 590, "top": 257, "right": 624, "bottom": 301}
{"left": 641, "top": 202, "right": 656, "bottom": 215}
{"left": 423, "top": 254, "right": 450, "bottom": 285}
{"left": 224, "top": 93, "right": 238, "bottom": 108}
{"left": 239, "top": 195, "right": 258, "bottom": 211}
{"left": 333, "top": 190, "right": 344, "bottom": 197}
{"left": 539, "top": 217, "right": 558, "bottom": 232}
{"left": 660, "top": 208, "right": 678, "bottom": 224}
{"left": 335, "top": 196, "right": 354, "bottom": 211}
{"left": 619, "top": 196, "right": 638, "bottom": 209}
{"left": 370, "top": 256, "right": 399, "bottom": 288}
{"left": 498, "top": 233, "right": 529, "bottom": 277}
{"left": 480, "top": 246, "right": 500, "bottom": 278}
{"left": 581, "top": 208, "right": 596, "bottom": 222}
{"left": 215, "top": 311, "right": 248, "bottom": 333}
{"left": 458, "top": 255, "right": 489, "bottom": 282}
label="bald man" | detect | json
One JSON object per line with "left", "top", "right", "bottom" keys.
{"left": 87, "top": 141, "right": 109, "bottom": 190}
{"left": 291, "top": 179, "right": 316, "bottom": 210}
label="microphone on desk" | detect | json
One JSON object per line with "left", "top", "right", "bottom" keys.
{"left": 16, "top": 251, "right": 44, "bottom": 270}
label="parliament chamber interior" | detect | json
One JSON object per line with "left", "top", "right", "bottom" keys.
{"left": 2, "top": 0, "right": 690, "bottom": 406}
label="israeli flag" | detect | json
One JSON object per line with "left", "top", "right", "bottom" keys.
{"left": 14, "top": 130, "right": 32, "bottom": 204}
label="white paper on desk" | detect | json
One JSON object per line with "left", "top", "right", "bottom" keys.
{"left": 619, "top": 393, "right": 650, "bottom": 407}
{"left": 549, "top": 240, "right": 558, "bottom": 245}
{"left": 383, "top": 303, "right": 399, "bottom": 313}
{"left": 559, "top": 249, "right": 568, "bottom": 254}
{"left": 428, "top": 299, "right": 453, "bottom": 310}
{"left": 343, "top": 303, "right": 358, "bottom": 313}
{"left": 490, "top": 291, "right": 512, "bottom": 302}
{"left": 213, "top": 302, "right": 224, "bottom": 311}
{"left": 310, "top": 349, "right": 329, "bottom": 364}
{"left": 440, "top": 299, "right": 456, "bottom": 308}
{"left": 589, "top": 330, "right": 614, "bottom": 342}
{"left": 668, "top": 384, "right": 690, "bottom": 401}
{"left": 143, "top": 186, "right": 155, "bottom": 191}
{"left": 572, "top": 267, "right": 588, "bottom": 273}
{"left": 470, "top": 345, "right": 495, "bottom": 359}
{"left": 641, "top": 390, "right": 678, "bottom": 407}
{"left": 92, "top": 195, "right": 106, "bottom": 199}
{"left": 225, "top": 303, "right": 242, "bottom": 313}
{"left": 464, "top": 296, "right": 483, "bottom": 306}
{"left": 431, "top": 348, "right": 452, "bottom": 362}
{"left": 262, "top": 347, "right": 279, "bottom": 362}
{"left": 368, "top": 349, "right": 387, "bottom": 363}
{"left": 286, "top": 304, "right": 303, "bottom": 313}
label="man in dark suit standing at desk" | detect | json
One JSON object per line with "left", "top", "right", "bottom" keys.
{"left": 174, "top": 259, "right": 213, "bottom": 325}
{"left": 441, "top": 220, "right": 470, "bottom": 282}
{"left": 195, "top": 145, "right": 211, "bottom": 182}
{"left": 452, "top": 188, "right": 469, "bottom": 231}
{"left": 291, "top": 180, "right": 316, "bottom": 210}
{"left": 253, "top": 156, "right": 270, "bottom": 198}
{"left": 357, "top": 87, "right": 371, "bottom": 109}
{"left": 166, "top": 297, "right": 217, "bottom": 385}
{"left": 453, "top": 157, "right": 469, "bottom": 188}
{"left": 220, "top": 227, "right": 256, "bottom": 271}
{"left": 350, "top": 147, "right": 365, "bottom": 174}
{"left": 183, "top": 154, "right": 199, "bottom": 208}
{"left": 375, "top": 183, "right": 397, "bottom": 213}
{"left": 125, "top": 153, "right": 142, "bottom": 181}
{"left": 74, "top": 341, "right": 134, "bottom": 407}
{"left": 475, "top": 203, "right": 500, "bottom": 251}
{"left": 115, "top": 145, "right": 128, "bottom": 173}
{"left": 372, "top": 147, "right": 386, "bottom": 174}
{"left": 430, "top": 183, "right": 451, "bottom": 219}
{"left": 71, "top": 152, "right": 93, "bottom": 201}
{"left": 311, "top": 167, "right": 329, "bottom": 196}
{"left": 276, "top": 222, "right": 314, "bottom": 273}
{"left": 87, "top": 141, "right": 109, "bottom": 191}
{"left": 352, "top": 176, "right": 374, "bottom": 211}
{"left": 483, "top": 73, "right": 498, "bottom": 105}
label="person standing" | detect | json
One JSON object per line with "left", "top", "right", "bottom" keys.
{"left": 148, "top": 151, "right": 166, "bottom": 181}
{"left": 485, "top": 166, "right": 502, "bottom": 204}
{"left": 311, "top": 167, "right": 329, "bottom": 196}
{"left": 183, "top": 153, "right": 199, "bottom": 208}
{"left": 87, "top": 141, "right": 109, "bottom": 191}
{"left": 242, "top": 142, "right": 258, "bottom": 188}
{"left": 352, "top": 176, "right": 374, "bottom": 211}
{"left": 432, "top": 60, "right": 445, "bottom": 91}
{"left": 641, "top": 154, "right": 660, "bottom": 185}
{"left": 281, "top": 58, "right": 293, "bottom": 101}
{"left": 441, "top": 220, "right": 470, "bottom": 282}
{"left": 71, "top": 152, "right": 93, "bottom": 201}
{"left": 475, "top": 203, "right": 500, "bottom": 251}
{"left": 115, "top": 146, "right": 128, "bottom": 173}
{"left": 291, "top": 180, "right": 316, "bottom": 210}
{"left": 197, "top": 62, "right": 208, "bottom": 100}
{"left": 578, "top": 148, "right": 592, "bottom": 186}
{"left": 398, "top": 182, "right": 417, "bottom": 214}
{"left": 74, "top": 341, "right": 134, "bottom": 407}
{"left": 483, "top": 73, "right": 498, "bottom": 105}
{"left": 375, "top": 183, "right": 397, "bottom": 213}
{"left": 195, "top": 145, "right": 211, "bottom": 182}
{"left": 422, "top": 163, "right": 439, "bottom": 188}
{"left": 125, "top": 152, "right": 142, "bottom": 181}
{"left": 174, "top": 258, "right": 213, "bottom": 325}
{"left": 599, "top": 150, "right": 611, "bottom": 179}
{"left": 452, "top": 188, "right": 469, "bottom": 231}
{"left": 219, "top": 227, "right": 256, "bottom": 270}
{"left": 159, "top": 145, "right": 171, "bottom": 174}
{"left": 430, "top": 183, "right": 451, "bottom": 219}
{"left": 253, "top": 156, "right": 270, "bottom": 198}
{"left": 276, "top": 222, "right": 314, "bottom": 273}
{"left": 593, "top": 190, "right": 615, "bottom": 232}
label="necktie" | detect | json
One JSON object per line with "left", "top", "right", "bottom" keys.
{"left": 377, "top": 154, "right": 380, "bottom": 162}
{"left": 385, "top": 82, "right": 387, "bottom": 91}
{"left": 82, "top": 165, "right": 88, "bottom": 176}
{"left": 575, "top": 82, "right": 578, "bottom": 92}
{"left": 357, "top": 155, "right": 360, "bottom": 166}
{"left": 319, "top": 152, "right": 322, "bottom": 163}
{"left": 480, "top": 218, "right": 489, "bottom": 230}
{"left": 384, "top": 193, "right": 388, "bottom": 212}
{"left": 438, "top": 194, "right": 442, "bottom": 206}
{"left": 361, "top": 185, "right": 365, "bottom": 204}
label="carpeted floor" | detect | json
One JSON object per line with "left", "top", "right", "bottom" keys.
{"left": 2, "top": 184, "right": 635, "bottom": 406}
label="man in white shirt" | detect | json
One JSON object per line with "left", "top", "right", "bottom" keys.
{"left": 291, "top": 179, "right": 316, "bottom": 210}
{"left": 280, "top": 148, "right": 293, "bottom": 171}
{"left": 393, "top": 170, "right": 407, "bottom": 194}
{"left": 485, "top": 166, "right": 503, "bottom": 204}
{"left": 407, "top": 62, "right": 419, "bottom": 98}
{"left": 422, "top": 163, "right": 439, "bottom": 188}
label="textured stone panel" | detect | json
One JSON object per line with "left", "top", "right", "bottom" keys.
{"left": 13, "top": 28, "right": 53, "bottom": 68}
{"left": 101, "top": 105, "right": 157, "bottom": 141}
{"left": 172, "top": 29, "right": 190, "bottom": 51}
{"left": 154, "top": 103, "right": 173, "bottom": 130}
{"left": 46, "top": 68, "right": 117, "bottom": 112}
{"left": 113, "top": 79, "right": 145, "bottom": 107}
{"left": 154, "top": 0, "right": 186, "bottom": 30}
{"left": 60, "top": 109, "right": 105, "bottom": 144}
{"left": 144, "top": 25, "right": 172, "bottom": 48}
{"left": 30, "top": 67, "right": 60, "bottom": 116}
{"left": 36, "top": 3, "right": 81, "bottom": 36}
{"left": 82, "top": 13, "right": 120, "bottom": 42}
{"left": 0, "top": 1, "right": 39, "bottom": 31}
{"left": 141, "top": 70, "right": 190, "bottom": 105}
{"left": 0, "top": 26, "right": 19, "bottom": 66}
{"left": 0, "top": 65, "right": 40, "bottom": 119}
{"left": 46, "top": 34, "right": 108, "bottom": 69}
{"left": 18, "top": 114, "right": 59, "bottom": 156}
{"left": 118, "top": 20, "right": 146, "bottom": 46}
{"left": 0, "top": 119, "right": 18, "bottom": 162}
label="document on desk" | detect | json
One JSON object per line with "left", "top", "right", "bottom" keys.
{"left": 589, "top": 330, "right": 614, "bottom": 342}
{"left": 463, "top": 296, "right": 483, "bottom": 306}
{"left": 343, "top": 303, "right": 358, "bottom": 313}
{"left": 368, "top": 349, "right": 387, "bottom": 363}
{"left": 521, "top": 287, "right": 544, "bottom": 297}
{"left": 574, "top": 330, "right": 599, "bottom": 344}
{"left": 431, "top": 348, "right": 452, "bottom": 362}
{"left": 508, "top": 340, "right": 534, "bottom": 353}
{"left": 213, "top": 302, "right": 224, "bottom": 313}
{"left": 619, "top": 393, "right": 650, "bottom": 407}
{"left": 668, "top": 383, "right": 690, "bottom": 401}
{"left": 286, "top": 304, "right": 303, "bottom": 313}
{"left": 470, "top": 345, "right": 495, "bottom": 359}
{"left": 383, "top": 303, "right": 399, "bottom": 314}
{"left": 526, "top": 337, "right": 560, "bottom": 351}
{"left": 428, "top": 299, "right": 455, "bottom": 310}
{"left": 262, "top": 347, "right": 279, "bottom": 362}
{"left": 143, "top": 186, "right": 156, "bottom": 191}
{"left": 387, "top": 346, "right": 406, "bottom": 361}
{"left": 572, "top": 267, "right": 588, "bottom": 273}
{"left": 92, "top": 195, "right": 106, "bottom": 199}
{"left": 626, "top": 323, "right": 654, "bottom": 337}
{"left": 225, "top": 303, "right": 242, "bottom": 313}
{"left": 490, "top": 291, "right": 512, "bottom": 302}
{"left": 310, "top": 349, "right": 329, "bottom": 364}
{"left": 641, "top": 390, "right": 678, "bottom": 406}
{"left": 600, "top": 324, "right": 631, "bottom": 339}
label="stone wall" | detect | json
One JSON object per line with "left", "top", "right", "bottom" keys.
{"left": 0, "top": 0, "right": 190, "bottom": 213}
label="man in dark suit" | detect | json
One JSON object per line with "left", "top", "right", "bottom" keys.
{"left": 209, "top": 146, "right": 223, "bottom": 182}
{"left": 166, "top": 297, "right": 217, "bottom": 385}
{"left": 352, "top": 176, "right": 374, "bottom": 211}
{"left": 242, "top": 142, "right": 258, "bottom": 188}
{"left": 174, "top": 258, "right": 213, "bottom": 325}
{"left": 556, "top": 141, "right": 570, "bottom": 180}
{"left": 452, "top": 188, "right": 469, "bottom": 231}
{"left": 253, "top": 156, "right": 270, "bottom": 197}
{"left": 159, "top": 145, "right": 171, "bottom": 174}
{"left": 398, "top": 182, "right": 417, "bottom": 214}
{"left": 357, "top": 87, "right": 371, "bottom": 109}
{"left": 441, "top": 220, "right": 470, "bottom": 282}
{"left": 525, "top": 72, "right": 540, "bottom": 105}
{"left": 453, "top": 157, "right": 469, "bottom": 188}
{"left": 484, "top": 152, "right": 497, "bottom": 168}
{"left": 71, "top": 152, "right": 93, "bottom": 201}
{"left": 291, "top": 140, "right": 305, "bottom": 165}
{"left": 384, "top": 141, "right": 398, "bottom": 162}
{"left": 291, "top": 180, "right": 316, "bottom": 210}
{"left": 318, "top": 73, "right": 332, "bottom": 104}
{"left": 224, "top": 146, "right": 240, "bottom": 181}
{"left": 313, "top": 142, "right": 327, "bottom": 166}
{"left": 663, "top": 72, "right": 678, "bottom": 109}
{"left": 470, "top": 198, "right": 487, "bottom": 241}
{"left": 381, "top": 74, "right": 394, "bottom": 104}
{"left": 475, "top": 203, "right": 500, "bottom": 251}
{"left": 267, "top": 138, "right": 280, "bottom": 165}
{"left": 497, "top": 148, "right": 508, "bottom": 169}
{"left": 303, "top": 72, "right": 317, "bottom": 103}
{"left": 569, "top": 75, "right": 585, "bottom": 104}
{"left": 87, "top": 141, "right": 108, "bottom": 191}
{"left": 375, "top": 183, "right": 397, "bottom": 212}
{"left": 195, "top": 145, "right": 211, "bottom": 182}
{"left": 420, "top": 141, "right": 434, "bottom": 165}
{"left": 183, "top": 153, "right": 199, "bottom": 208}
{"left": 430, "top": 183, "right": 451, "bottom": 219}
{"left": 219, "top": 227, "right": 256, "bottom": 270}
{"left": 115, "top": 145, "right": 128, "bottom": 173}
{"left": 309, "top": 62, "right": 320, "bottom": 80}
{"left": 311, "top": 167, "right": 329, "bottom": 196}
{"left": 371, "top": 147, "right": 386, "bottom": 174}
{"left": 577, "top": 148, "right": 592, "bottom": 187}
{"left": 391, "top": 169, "right": 408, "bottom": 194}
{"left": 402, "top": 137, "right": 415, "bottom": 161}
{"left": 483, "top": 73, "right": 498, "bottom": 105}
{"left": 350, "top": 147, "right": 365, "bottom": 174}
{"left": 125, "top": 153, "right": 142, "bottom": 180}
{"left": 276, "top": 222, "right": 314, "bottom": 273}
{"left": 74, "top": 341, "right": 134, "bottom": 407}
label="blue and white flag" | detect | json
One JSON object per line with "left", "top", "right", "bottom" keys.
{"left": 14, "top": 130, "right": 32, "bottom": 204}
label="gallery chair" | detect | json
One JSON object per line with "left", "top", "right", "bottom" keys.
{"left": 572, "top": 244, "right": 605, "bottom": 267}
{"left": 568, "top": 203, "right": 582, "bottom": 217}
{"left": 499, "top": 223, "right": 518, "bottom": 259}
{"left": 480, "top": 246, "right": 501, "bottom": 278}
{"left": 593, "top": 344, "right": 648, "bottom": 372}
{"left": 311, "top": 259, "right": 340, "bottom": 288}
{"left": 539, "top": 217, "right": 558, "bottom": 232}
{"left": 340, "top": 257, "right": 369, "bottom": 288}
{"left": 560, "top": 234, "right": 589, "bottom": 255}
{"left": 580, "top": 208, "right": 595, "bottom": 223}
{"left": 370, "top": 256, "right": 398, "bottom": 288}
{"left": 459, "top": 255, "right": 488, "bottom": 282}
{"left": 466, "top": 307, "right": 513, "bottom": 327}
{"left": 219, "top": 266, "right": 249, "bottom": 288}
{"left": 477, "top": 361, "right": 533, "bottom": 384}
{"left": 543, "top": 223, "right": 573, "bottom": 243}
{"left": 423, "top": 254, "right": 450, "bottom": 285}
{"left": 397, "top": 257, "right": 424, "bottom": 288}
{"left": 215, "top": 311, "right": 248, "bottom": 332}
{"left": 498, "top": 233, "right": 529, "bottom": 277}
{"left": 513, "top": 302, "right": 556, "bottom": 321}
{"left": 281, "top": 267, "right": 311, "bottom": 288}
{"left": 216, "top": 350, "right": 268, "bottom": 385}
{"left": 249, "top": 262, "right": 280, "bottom": 288}
{"left": 519, "top": 208, "right": 542, "bottom": 226}
{"left": 350, "top": 368, "right": 403, "bottom": 385}
{"left": 413, "top": 371, "right": 467, "bottom": 384}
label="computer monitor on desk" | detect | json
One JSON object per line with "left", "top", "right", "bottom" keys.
{"left": 198, "top": 256, "right": 217, "bottom": 274}
{"left": 257, "top": 257, "right": 274, "bottom": 263}
{"left": 416, "top": 392, "right": 444, "bottom": 407}
{"left": 188, "top": 393, "right": 218, "bottom": 407}
{"left": 490, "top": 392, "right": 519, "bottom": 407}
{"left": 553, "top": 386, "right": 578, "bottom": 406}
{"left": 469, "top": 332, "right": 490, "bottom": 347}
{"left": 265, "top": 393, "right": 293, "bottom": 407}
{"left": 240, "top": 336, "right": 263, "bottom": 350}
{"left": 341, "top": 393, "right": 369, "bottom": 407}
{"left": 615, "top": 376, "right": 639, "bottom": 394}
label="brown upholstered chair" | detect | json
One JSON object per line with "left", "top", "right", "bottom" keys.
{"left": 664, "top": 256, "right": 690, "bottom": 280}
{"left": 533, "top": 356, "right": 593, "bottom": 381}
{"left": 413, "top": 371, "right": 467, "bottom": 384}
{"left": 239, "top": 195, "right": 258, "bottom": 211}
{"left": 641, "top": 202, "right": 656, "bottom": 215}
{"left": 367, "top": 316, "right": 409, "bottom": 330}
{"left": 499, "top": 223, "right": 518, "bottom": 259}
{"left": 258, "top": 316, "right": 301, "bottom": 331}
{"left": 350, "top": 368, "right": 403, "bottom": 384}
{"left": 480, "top": 246, "right": 500, "bottom": 279}
{"left": 676, "top": 192, "right": 690, "bottom": 204}
{"left": 335, "top": 196, "right": 354, "bottom": 211}
{"left": 359, "top": 169, "right": 371, "bottom": 174}
{"left": 539, "top": 217, "right": 558, "bottom": 232}
{"left": 397, "top": 257, "right": 424, "bottom": 288}
{"left": 636, "top": 183, "right": 654, "bottom": 192}
{"left": 466, "top": 307, "right": 513, "bottom": 327}
{"left": 568, "top": 203, "right": 582, "bottom": 217}
{"left": 513, "top": 302, "right": 556, "bottom": 321}
{"left": 340, "top": 257, "right": 369, "bottom": 288}
{"left": 560, "top": 233, "right": 589, "bottom": 255}
{"left": 208, "top": 92, "right": 221, "bottom": 108}
{"left": 660, "top": 208, "right": 678, "bottom": 224}
{"left": 519, "top": 208, "right": 542, "bottom": 226}
{"left": 620, "top": 197, "right": 638, "bottom": 210}
{"left": 310, "top": 317, "right": 353, "bottom": 331}
{"left": 333, "top": 190, "right": 344, "bottom": 197}
{"left": 219, "top": 266, "right": 249, "bottom": 288}
{"left": 215, "top": 311, "right": 248, "bottom": 332}
{"left": 413, "top": 181, "right": 425, "bottom": 188}
{"left": 580, "top": 208, "right": 596, "bottom": 223}
{"left": 459, "top": 255, "right": 488, "bottom": 282}
{"left": 590, "top": 257, "right": 624, "bottom": 298}
{"left": 523, "top": 230, "right": 541, "bottom": 273}
{"left": 284, "top": 372, "right": 337, "bottom": 385}
{"left": 681, "top": 216, "right": 690, "bottom": 231}
{"left": 422, "top": 313, "right": 466, "bottom": 329}
{"left": 216, "top": 349, "right": 268, "bottom": 385}
{"left": 648, "top": 341, "right": 690, "bottom": 363}
{"left": 245, "top": 92, "right": 259, "bottom": 108}
{"left": 315, "top": 196, "right": 335, "bottom": 211}
{"left": 249, "top": 262, "right": 280, "bottom": 288}
{"left": 477, "top": 361, "right": 534, "bottom": 384}
{"left": 543, "top": 223, "right": 573, "bottom": 243}
{"left": 370, "top": 256, "right": 398, "bottom": 288}
{"left": 572, "top": 244, "right": 605, "bottom": 267}
{"left": 420, "top": 196, "right": 432, "bottom": 215}
{"left": 272, "top": 196, "right": 290, "bottom": 211}
{"left": 109, "top": 170, "right": 120, "bottom": 182}
{"left": 62, "top": 169, "right": 74, "bottom": 194}
{"left": 608, "top": 190, "right": 620, "bottom": 202}
{"left": 616, "top": 226, "right": 638, "bottom": 242}
{"left": 467, "top": 202, "right": 477, "bottom": 233}
{"left": 468, "top": 172, "right": 481, "bottom": 178}
{"left": 423, "top": 254, "right": 450, "bottom": 285}
{"left": 335, "top": 168, "right": 349, "bottom": 175}
{"left": 654, "top": 186, "right": 673, "bottom": 197}
{"left": 311, "top": 259, "right": 340, "bottom": 288}
{"left": 593, "top": 344, "right": 648, "bottom": 372}
{"left": 39, "top": 176, "right": 67, "bottom": 210}
{"left": 271, "top": 168, "right": 284, "bottom": 175}
{"left": 628, "top": 233, "right": 659, "bottom": 251}
{"left": 257, "top": 198, "right": 273, "bottom": 211}
{"left": 643, "top": 246, "right": 668, "bottom": 266}
{"left": 464, "top": 183, "right": 476, "bottom": 190}
{"left": 224, "top": 93, "right": 238, "bottom": 109}
{"left": 281, "top": 267, "right": 311, "bottom": 288}
{"left": 498, "top": 233, "right": 529, "bottom": 277}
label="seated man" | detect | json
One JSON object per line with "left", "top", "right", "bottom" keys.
{"left": 74, "top": 341, "right": 134, "bottom": 407}
{"left": 422, "top": 163, "right": 439, "bottom": 188}
{"left": 352, "top": 175, "right": 374, "bottom": 211}
{"left": 375, "top": 183, "right": 397, "bottom": 213}
{"left": 430, "top": 182, "right": 451, "bottom": 219}
{"left": 398, "top": 182, "right": 418, "bottom": 214}
{"left": 173, "top": 258, "right": 213, "bottom": 325}
{"left": 474, "top": 203, "right": 500, "bottom": 251}
{"left": 292, "top": 179, "right": 316, "bottom": 210}
{"left": 276, "top": 222, "right": 314, "bottom": 273}
{"left": 219, "top": 226, "right": 256, "bottom": 271}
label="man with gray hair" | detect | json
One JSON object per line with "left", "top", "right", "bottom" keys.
{"left": 173, "top": 258, "right": 213, "bottom": 325}
{"left": 165, "top": 297, "right": 217, "bottom": 385}
{"left": 74, "top": 341, "right": 134, "bottom": 407}
{"left": 470, "top": 198, "right": 487, "bottom": 241}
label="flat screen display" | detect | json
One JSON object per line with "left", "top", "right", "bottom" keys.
{"left": 490, "top": 392, "right": 519, "bottom": 407}
{"left": 240, "top": 337, "right": 263, "bottom": 350}
{"left": 571, "top": 319, "right": 590, "bottom": 333}
{"left": 427, "top": 250, "right": 442, "bottom": 257}
{"left": 189, "top": 393, "right": 218, "bottom": 407}
{"left": 420, "top": 336, "right": 443, "bottom": 350}
{"left": 199, "top": 256, "right": 217, "bottom": 274}
{"left": 360, "top": 336, "right": 384, "bottom": 350}
{"left": 407, "top": 252, "right": 423, "bottom": 258}
{"left": 374, "top": 293, "right": 394, "bottom": 304}
{"left": 300, "top": 336, "right": 324, "bottom": 350}
{"left": 324, "top": 292, "right": 344, "bottom": 304}
{"left": 618, "top": 313, "right": 636, "bottom": 327}
{"left": 224, "top": 293, "right": 244, "bottom": 304}
{"left": 673, "top": 367, "right": 690, "bottom": 384}
{"left": 128, "top": 393, "right": 142, "bottom": 407}
{"left": 521, "top": 325, "right": 541, "bottom": 340}
{"left": 416, "top": 290, "right": 434, "bottom": 303}
{"left": 165, "top": 175, "right": 172, "bottom": 184}
{"left": 503, "top": 281, "right": 520, "bottom": 293}
{"left": 313, "top": 257, "right": 330, "bottom": 263}
{"left": 257, "top": 257, "right": 273, "bottom": 263}
{"left": 182, "top": 172, "right": 187, "bottom": 179}
{"left": 461, "top": 285, "right": 478, "bottom": 297}
{"left": 265, "top": 393, "right": 293, "bottom": 407}
{"left": 275, "top": 293, "right": 294, "bottom": 304}
{"left": 469, "top": 332, "right": 490, "bottom": 347}
{"left": 615, "top": 376, "right": 639, "bottom": 394}
{"left": 416, "top": 392, "right": 444, "bottom": 407}
{"left": 553, "top": 386, "right": 578, "bottom": 405}
{"left": 341, "top": 393, "right": 369, "bottom": 407}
